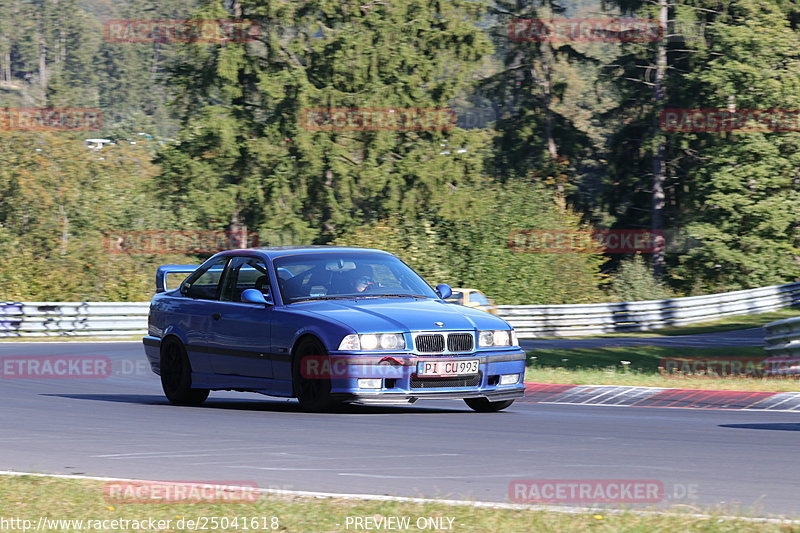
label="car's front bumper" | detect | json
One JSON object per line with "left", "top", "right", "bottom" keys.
{"left": 332, "top": 386, "right": 525, "bottom": 405}
{"left": 326, "top": 349, "right": 527, "bottom": 404}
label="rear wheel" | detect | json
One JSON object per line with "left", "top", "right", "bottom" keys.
{"left": 160, "top": 338, "right": 209, "bottom": 406}
{"left": 464, "top": 398, "right": 514, "bottom": 412}
{"left": 292, "top": 338, "right": 338, "bottom": 412}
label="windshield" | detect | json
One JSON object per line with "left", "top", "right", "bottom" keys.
{"left": 471, "top": 292, "right": 491, "bottom": 306}
{"left": 273, "top": 252, "right": 438, "bottom": 303}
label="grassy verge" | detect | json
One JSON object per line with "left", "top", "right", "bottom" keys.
{"left": 0, "top": 475, "right": 792, "bottom": 532}
{"left": 537, "top": 308, "right": 800, "bottom": 339}
{"left": 525, "top": 346, "right": 800, "bottom": 392}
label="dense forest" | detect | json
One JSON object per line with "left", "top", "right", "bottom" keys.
{"left": 0, "top": 0, "right": 798, "bottom": 303}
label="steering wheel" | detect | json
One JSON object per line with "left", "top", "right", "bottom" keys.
{"left": 362, "top": 281, "right": 382, "bottom": 293}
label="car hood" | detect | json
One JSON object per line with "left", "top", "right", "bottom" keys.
{"left": 289, "top": 298, "right": 508, "bottom": 333}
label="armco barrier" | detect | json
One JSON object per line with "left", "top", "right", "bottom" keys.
{"left": 764, "top": 315, "right": 800, "bottom": 358}
{"left": 1, "top": 282, "right": 798, "bottom": 338}
{"left": 0, "top": 302, "right": 150, "bottom": 337}
{"left": 498, "top": 282, "right": 800, "bottom": 338}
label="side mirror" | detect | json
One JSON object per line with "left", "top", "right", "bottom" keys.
{"left": 242, "top": 289, "right": 272, "bottom": 306}
{"left": 435, "top": 284, "right": 452, "bottom": 300}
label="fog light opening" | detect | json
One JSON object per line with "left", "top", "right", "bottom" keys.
{"left": 499, "top": 374, "right": 519, "bottom": 385}
{"left": 358, "top": 378, "right": 383, "bottom": 389}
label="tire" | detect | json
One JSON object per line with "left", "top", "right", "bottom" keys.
{"left": 464, "top": 398, "right": 515, "bottom": 412}
{"left": 292, "top": 337, "right": 338, "bottom": 412}
{"left": 160, "top": 338, "right": 209, "bottom": 406}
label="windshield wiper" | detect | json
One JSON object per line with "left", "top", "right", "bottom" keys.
{"left": 360, "top": 294, "right": 430, "bottom": 299}
{"left": 292, "top": 293, "right": 431, "bottom": 302}
{"left": 291, "top": 296, "right": 357, "bottom": 302}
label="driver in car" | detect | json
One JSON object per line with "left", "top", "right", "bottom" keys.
{"left": 353, "top": 275, "right": 374, "bottom": 292}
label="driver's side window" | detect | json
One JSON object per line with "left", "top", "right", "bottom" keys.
{"left": 181, "top": 257, "right": 229, "bottom": 300}
{"left": 220, "top": 256, "right": 271, "bottom": 302}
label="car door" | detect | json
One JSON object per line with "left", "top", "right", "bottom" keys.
{"left": 205, "top": 255, "right": 274, "bottom": 381}
{"left": 174, "top": 256, "right": 230, "bottom": 377}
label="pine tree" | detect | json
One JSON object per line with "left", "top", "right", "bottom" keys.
{"left": 672, "top": 0, "right": 800, "bottom": 290}
{"left": 482, "top": 0, "right": 611, "bottom": 196}
{"left": 158, "top": 0, "right": 493, "bottom": 244}
{"left": 599, "top": 0, "right": 710, "bottom": 279}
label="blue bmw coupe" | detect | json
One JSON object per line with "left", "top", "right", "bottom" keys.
{"left": 143, "top": 246, "right": 526, "bottom": 412}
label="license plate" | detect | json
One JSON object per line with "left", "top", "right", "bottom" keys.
{"left": 417, "top": 359, "right": 479, "bottom": 377}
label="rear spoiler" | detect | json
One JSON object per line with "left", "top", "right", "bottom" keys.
{"left": 156, "top": 265, "right": 199, "bottom": 293}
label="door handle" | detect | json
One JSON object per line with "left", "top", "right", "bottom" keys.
{"left": 211, "top": 313, "right": 222, "bottom": 320}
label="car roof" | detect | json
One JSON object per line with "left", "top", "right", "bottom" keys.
{"left": 216, "top": 245, "right": 393, "bottom": 260}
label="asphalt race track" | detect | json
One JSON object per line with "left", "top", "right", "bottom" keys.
{"left": 2, "top": 340, "right": 799, "bottom": 518}
{"left": 519, "top": 327, "right": 765, "bottom": 350}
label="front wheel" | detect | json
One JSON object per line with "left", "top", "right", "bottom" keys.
{"left": 464, "top": 398, "right": 514, "bottom": 412}
{"left": 160, "top": 339, "right": 209, "bottom": 406}
{"left": 292, "top": 338, "right": 339, "bottom": 412}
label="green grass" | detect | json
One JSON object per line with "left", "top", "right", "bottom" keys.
{"left": 539, "top": 308, "right": 800, "bottom": 339}
{"left": 525, "top": 346, "right": 800, "bottom": 391}
{"left": 0, "top": 475, "right": 796, "bottom": 532}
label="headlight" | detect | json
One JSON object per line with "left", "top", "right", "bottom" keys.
{"left": 478, "top": 330, "right": 514, "bottom": 347}
{"left": 379, "top": 333, "right": 404, "bottom": 350}
{"left": 338, "top": 334, "right": 360, "bottom": 350}
{"left": 338, "top": 333, "right": 405, "bottom": 351}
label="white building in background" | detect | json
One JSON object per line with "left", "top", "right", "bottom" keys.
{"left": 85, "top": 138, "right": 113, "bottom": 150}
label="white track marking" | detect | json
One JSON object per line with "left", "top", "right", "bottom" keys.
{"left": 92, "top": 446, "right": 266, "bottom": 458}
{"left": 0, "top": 470, "right": 797, "bottom": 525}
